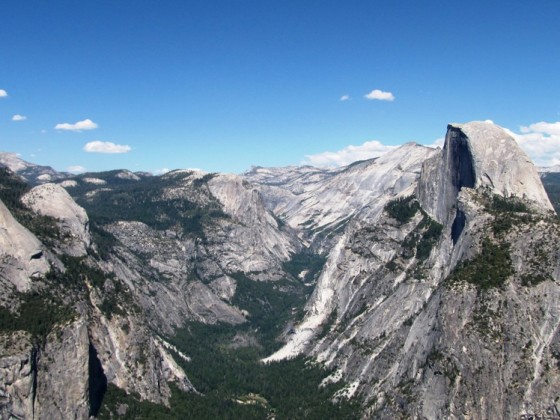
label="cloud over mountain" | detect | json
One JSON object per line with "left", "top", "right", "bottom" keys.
{"left": 67, "top": 165, "right": 87, "bottom": 173}
{"left": 506, "top": 121, "right": 560, "bottom": 167}
{"left": 303, "top": 140, "right": 397, "bottom": 167}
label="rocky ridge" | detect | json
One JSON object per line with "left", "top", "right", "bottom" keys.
{"left": 245, "top": 142, "right": 438, "bottom": 250}
{"left": 0, "top": 153, "right": 68, "bottom": 185}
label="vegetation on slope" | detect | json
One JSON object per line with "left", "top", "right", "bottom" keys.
{"left": 0, "top": 253, "right": 130, "bottom": 344}
{"left": 447, "top": 192, "right": 558, "bottom": 290}
{"left": 230, "top": 273, "right": 312, "bottom": 352}
{"left": 447, "top": 238, "right": 513, "bottom": 290}
{"left": 96, "top": 246, "right": 354, "bottom": 418}
{"left": 282, "top": 251, "right": 327, "bottom": 283}
{"left": 385, "top": 195, "right": 420, "bottom": 223}
{"left": 401, "top": 215, "right": 443, "bottom": 261}
{"left": 100, "top": 322, "right": 359, "bottom": 419}
{"left": 69, "top": 171, "right": 227, "bottom": 238}
{"left": 385, "top": 195, "right": 443, "bottom": 262}
{"left": 0, "top": 292, "right": 74, "bottom": 342}
{"left": 0, "top": 169, "right": 134, "bottom": 343}
{"left": 0, "top": 167, "right": 61, "bottom": 243}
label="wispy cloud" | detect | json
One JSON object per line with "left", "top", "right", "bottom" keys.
{"left": 506, "top": 121, "right": 560, "bottom": 167}
{"left": 303, "top": 140, "right": 397, "bottom": 167}
{"left": 340, "top": 94, "right": 351, "bottom": 102}
{"left": 364, "top": 89, "right": 395, "bottom": 101}
{"left": 55, "top": 118, "right": 98, "bottom": 131}
{"left": 153, "top": 168, "right": 171, "bottom": 175}
{"left": 0, "top": 89, "right": 7, "bottom": 97}
{"left": 12, "top": 114, "right": 27, "bottom": 121}
{"left": 425, "top": 137, "right": 445, "bottom": 149}
{"left": 83, "top": 141, "right": 131, "bottom": 154}
{"left": 67, "top": 165, "right": 87, "bottom": 173}
{"left": 520, "top": 121, "right": 560, "bottom": 136}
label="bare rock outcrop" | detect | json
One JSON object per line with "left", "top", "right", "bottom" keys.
{"left": 21, "top": 183, "right": 91, "bottom": 256}
{"left": 418, "top": 121, "right": 553, "bottom": 225}
{"left": 0, "top": 199, "right": 49, "bottom": 293}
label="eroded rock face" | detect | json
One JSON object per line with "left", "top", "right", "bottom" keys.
{"left": 0, "top": 332, "right": 35, "bottom": 419}
{"left": 458, "top": 122, "right": 552, "bottom": 208}
{"left": 95, "top": 171, "right": 304, "bottom": 334}
{"left": 0, "top": 312, "right": 195, "bottom": 418}
{"left": 207, "top": 174, "right": 299, "bottom": 274}
{"left": 34, "top": 320, "right": 90, "bottom": 419}
{"left": 104, "top": 219, "right": 247, "bottom": 333}
{"left": 21, "top": 183, "right": 91, "bottom": 256}
{"left": 86, "top": 310, "right": 195, "bottom": 405}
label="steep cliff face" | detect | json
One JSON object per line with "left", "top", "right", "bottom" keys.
{"left": 266, "top": 122, "right": 560, "bottom": 418}
{"left": 0, "top": 200, "right": 49, "bottom": 293}
{"left": 207, "top": 174, "right": 298, "bottom": 274}
{"left": 418, "top": 122, "right": 553, "bottom": 225}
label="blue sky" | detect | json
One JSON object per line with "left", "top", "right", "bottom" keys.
{"left": 1, "top": 0, "right": 560, "bottom": 174}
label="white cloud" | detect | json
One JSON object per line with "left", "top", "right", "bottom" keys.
{"left": 303, "top": 140, "right": 397, "bottom": 167}
{"left": 506, "top": 121, "right": 560, "bottom": 167}
{"left": 153, "top": 168, "right": 171, "bottom": 175}
{"left": 340, "top": 94, "right": 350, "bottom": 102}
{"left": 83, "top": 141, "right": 131, "bottom": 154}
{"left": 12, "top": 114, "right": 27, "bottom": 121}
{"left": 364, "top": 89, "right": 395, "bottom": 101}
{"left": 425, "top": 137, "right": 445, "bottom": 149}
{"left": 55, "top": 118, "right": 98, "bottom": 131}
{"left": 520, "top": 121, "right": 560, "bottom": 136}
{"left": 0, "top": 89, "right": 7, "bottom": 97}
{"left": 67, "top": 165, "right": 87, "bottom": 173}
